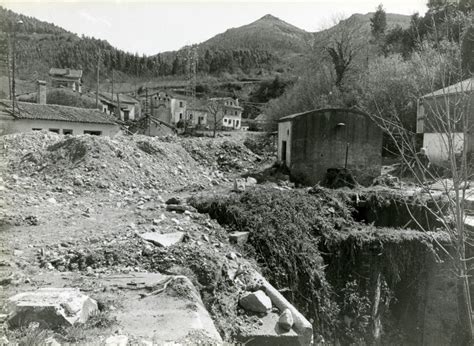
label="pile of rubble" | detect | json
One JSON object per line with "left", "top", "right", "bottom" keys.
{"left": 2, "top": 132, "right": 217, "bottom": 192}
{"left": 180, "top": 138, "right": 264, "bottom": 174}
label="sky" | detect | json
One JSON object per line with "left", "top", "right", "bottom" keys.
{"left": 2, "top": 0, "right": 428, "bottom": 55}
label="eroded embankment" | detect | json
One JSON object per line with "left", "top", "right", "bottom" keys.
{"left": 189, "top": 186, "right": 455, "bottom": 345}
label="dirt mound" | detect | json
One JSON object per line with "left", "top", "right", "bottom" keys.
{"left": 3, "top": 132, "right": 212, "bottom": 191}
{"left": 180, "top": 137, "right": 264, "bottom": 173}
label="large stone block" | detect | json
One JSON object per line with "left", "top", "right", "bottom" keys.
{"left": 7, "top": 288, "right": 98, "bottom": 329}
{"left": 239, "top": 290, "right": 272, "bottom": 313}
{"left": 140, "top": 231, "right": 184, "bottom": 247}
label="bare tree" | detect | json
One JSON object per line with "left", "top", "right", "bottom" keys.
{"left": 361, "top": 50, "right": 474, "bottom": 343}
{"left": 207, "top": 99, "right": 224, "bottom": 138}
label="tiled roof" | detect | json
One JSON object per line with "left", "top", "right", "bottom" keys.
{"left": 187, "top": 99, "right": 208, "bottom": 112}
{"left": 99, "top": 92, "right": 139, "bottom": 105}
{"left": 49, "top": 68, "right": 83, "bottom": 79}
{"left": 0, "top": 100, "right": 117, "bottom": 125}
{"left": 421, "top": 78, "right": 474, "bottom": 98}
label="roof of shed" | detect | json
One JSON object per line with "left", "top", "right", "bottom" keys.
{"left": 421, "top": 78, "right": 473, "bottom": 98}
{"left": 278, "top": 108, "right": 369, "bottom": 122}
{"left": 0, "top": 100, "right": 117, "bottom": 125}
{"left": 49, "top": 68, "right": 83, "bottom": 78}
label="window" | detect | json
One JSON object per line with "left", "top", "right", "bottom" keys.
{"left": 63, "top": 129, "right": 73, "bottom": 135}
{"left": 83, "top": 130, "right": 102, "bottom": 136}
{"left": 179, "top": 101, "right": 183, "bottom": 107}
{"left": 49, "top": 129, "right": 60, "bottom": 134}
{"left": 236, "top": 120, "right": 239, "bottom": 127}
{"left": 32, "top": 128, "right": 42, "bottom": 131}
{"left": 235, "top": 111, "right": 237, "bottom": 116}
{"left": 189, "top": 114, "right": 193, "bottom": 119}
{"left": 224, "top": 110, "right": 227, "bottom": 115}
{"left": 223, "top": 119, "right": 227, "bottom": 124}
{"left": 179, "top": 113, "right": 183, "bottom": 120}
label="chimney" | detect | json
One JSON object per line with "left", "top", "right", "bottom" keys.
{"left": 37, "top": 80, "right": 47, "bottom": 105}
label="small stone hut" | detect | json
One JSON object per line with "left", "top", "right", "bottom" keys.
{"left": 277, "top": 108, "right": 383, "bottom": 185}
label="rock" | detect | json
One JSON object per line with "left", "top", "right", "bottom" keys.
{"left": 239, "top": 290, "right": 272, "bottom": 313}
{"left": 165, "top": 204, "right": 196, "bottom": 213}
{"left": 233, "top": 179, "right": 246, "bottom": 192}
{"left": 140, "top": 232, "right": 184, "bottom": 248}
{"left": 246, "top": 177, "right": 258, "bottom": 185}
{"left": 46, "top": 197, "right": 57, "bottom": 204}
{"left": 7, "top": 288, "right": 98, "bottom": 329}
{"left": 105, "top": 335, "right": 129, "bottom": 346}
{"left": 165, "top": 197, "right": 181, "bottom": 205}
{"left": 229, "top": 231, "right": 249, "bottom": 245}
{"left": 278, "top": 308, "right": 294, "bottom": 331}
{"left": 0, "top": 336, "right": 9, "bottom": 345}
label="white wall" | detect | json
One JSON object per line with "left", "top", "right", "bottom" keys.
{"left": 222, "top": 115, "right": 241, "bottom": 129}
{"left": 0, "top": 116, "right": 120, "bottom": 137}
{"left": 278, "top": 121, "right": 292, "bottom": 166}
{"left": 423, "top": 132, "right": 464, "bottom": 163}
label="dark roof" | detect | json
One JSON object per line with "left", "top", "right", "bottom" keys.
{"left": 187, "top": 100, "right": 208, "bottom": 112}
{"left": 0, "top": 100, "right": 117, "bottom": 125}
{"left": 49, "top": 68, "right": 83, "bottom": 79}
{"left": 99, "top": 92, "right": 139, "bottom": 105}
{"left": 421, "top": 78, "right": 473, "bottom": 98}
{"left": 278, "top": 108, "right": 370, "bottom": 123}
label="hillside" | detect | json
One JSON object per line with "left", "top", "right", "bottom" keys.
{"left": 0, "top": 5, "right": 411, "bottom": 92}
{"left": 312, "top": 12, "right": 411, "bottom": 48}
{"left": 200, "top": 14, "right": 312, "bottom": 55}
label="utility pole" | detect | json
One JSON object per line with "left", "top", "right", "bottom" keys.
{"left": 95, "top": 48, "right": 101, "bottom": 108}
{"left": 111, "top": 69, "right": 114, "bottom": 102}
{"left": 11, "top": 20, "right": 23, "bottom": 116}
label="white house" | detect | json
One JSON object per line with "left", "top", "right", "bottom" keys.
{"left": 99, "top": 92, "right": 141, "bottom": 121}
{"left": 416, "top": 78, "right": 473, "bottom": 163}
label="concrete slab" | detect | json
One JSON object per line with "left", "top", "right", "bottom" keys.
{"left": 229, "top": 231, "right": 250, "bottom": 245}
{"left": 101, "top": 273, "right": 222, "bottom": 344}
{"left": 7, "top": 288, "right": 98, "bottom": 329}
{"left": 140, "top": 232, "right": 184, "bottom": 247}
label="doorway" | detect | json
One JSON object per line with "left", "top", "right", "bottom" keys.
{"left": 281, "top": 140, "right": 287, "bottom": 165}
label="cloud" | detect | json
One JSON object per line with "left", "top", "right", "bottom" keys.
{"left": 79, "top": 10, "right": 112, "bottom": 28}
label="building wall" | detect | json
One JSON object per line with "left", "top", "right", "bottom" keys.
{"left": 186, "top": 109, "right": 207, "bottom": 126}
{"left": 289, "top": 109, "right": 383, "bottom": 185}
{"left": 277, "top": 121, "right": 291, "bottom": 166}
{"left": 0, "top": 116, "right": 120, "bottom": 137}
{"left": 222, "top": 114, "right": 241, "bottom": 129}
{"left": 170, "top": 98, "right": 186, "bottom": 124}
{"left": 423, "top": 132, "right": 465, "bottom": 163}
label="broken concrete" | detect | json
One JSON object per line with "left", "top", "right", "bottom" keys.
{"left": 7, "top": 288, "right": 98, "bottom": 329}
{"left": 105, "top": 335, "right": 129, "bottom": 346}
{"left": 239, "top": 272, "right": 313, "bottom": 346}
{"left": 278, "top": 308, "right": 294, "bottom": 331}
{"left": 102, "top": 273, "right": 222, "bottom": 343}
{"left": 140, "top": 231, "right": 184, "bottom": 247}
{"left": 239, "top": 290, "right": 272, "bottom": 313}
{"left": 229, "top": 231, "right": 250, "bottom": 245}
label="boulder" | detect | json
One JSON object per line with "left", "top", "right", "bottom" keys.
{"left": 166, "top": 204, "right": 196, "bottom": 213}
{"left": 165, "top": 197, "right": 181, "bottom": 205}
{"left": 246, "top": 177, "right": 258, "bottom": 186}
{"left": 278, "top": 308, "right": 294, "bottom": 331}
{"left": 105, "top": 335, "right": 129, "bottom": 346}
{"left": 233, "top": 179, "right": 246, "bottom": 192}
{"left": 229, "top": 231, "right": 249, "bottom": 245}
{"left": 239, "top": 290, "right": 272, "bottom": 313}
{"left": 140, "top": 232, "right": 184, "bottom": 248}
{"left": 7, "top": 288, "right": 98, "bottom": 329}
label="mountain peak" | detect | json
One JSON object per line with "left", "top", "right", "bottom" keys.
{"left": 258, "top": 14, "right": 281, "bottom": 21}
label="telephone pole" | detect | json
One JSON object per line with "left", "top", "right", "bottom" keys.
{"left": 11, "top": 20, "right": 23, "bottom": 116}
{"left": 95, "top": 48, "right": 101, "bottom": 108}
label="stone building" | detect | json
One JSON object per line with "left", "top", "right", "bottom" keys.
{"left": 49, "top": 68, "right": 82, "bottom": 92}
{"left": 277, "top": 108, "right": 383, "bottom": 185}
{"left": 0, "top": 81, "right": 119, "bottom": 136}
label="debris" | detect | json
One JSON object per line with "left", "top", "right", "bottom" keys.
{"left": 246, "top": 177, "right": 258, "bottom": 186}
{"left": 239, "top": 290, "right": 272, "bottom": 313}
{"left": 278, "top": 308, "right": 294, "bottom": 331}
{"left": 229, "top": 231, "right": 249, "bottom": 245}
{"left": 166, "top": 197, "right": 181, "bottom": 205}
{"left": 7, "top": 288, "right": 98, "bottom": 328}
{"left": 105, "top": 335, "right": 129, "bottom": 346}
{"left": 233, "top": 179, "right": 246, "bottom": 192}
{"left": 140, "top": 232, "right": 185, "bottom": 248}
